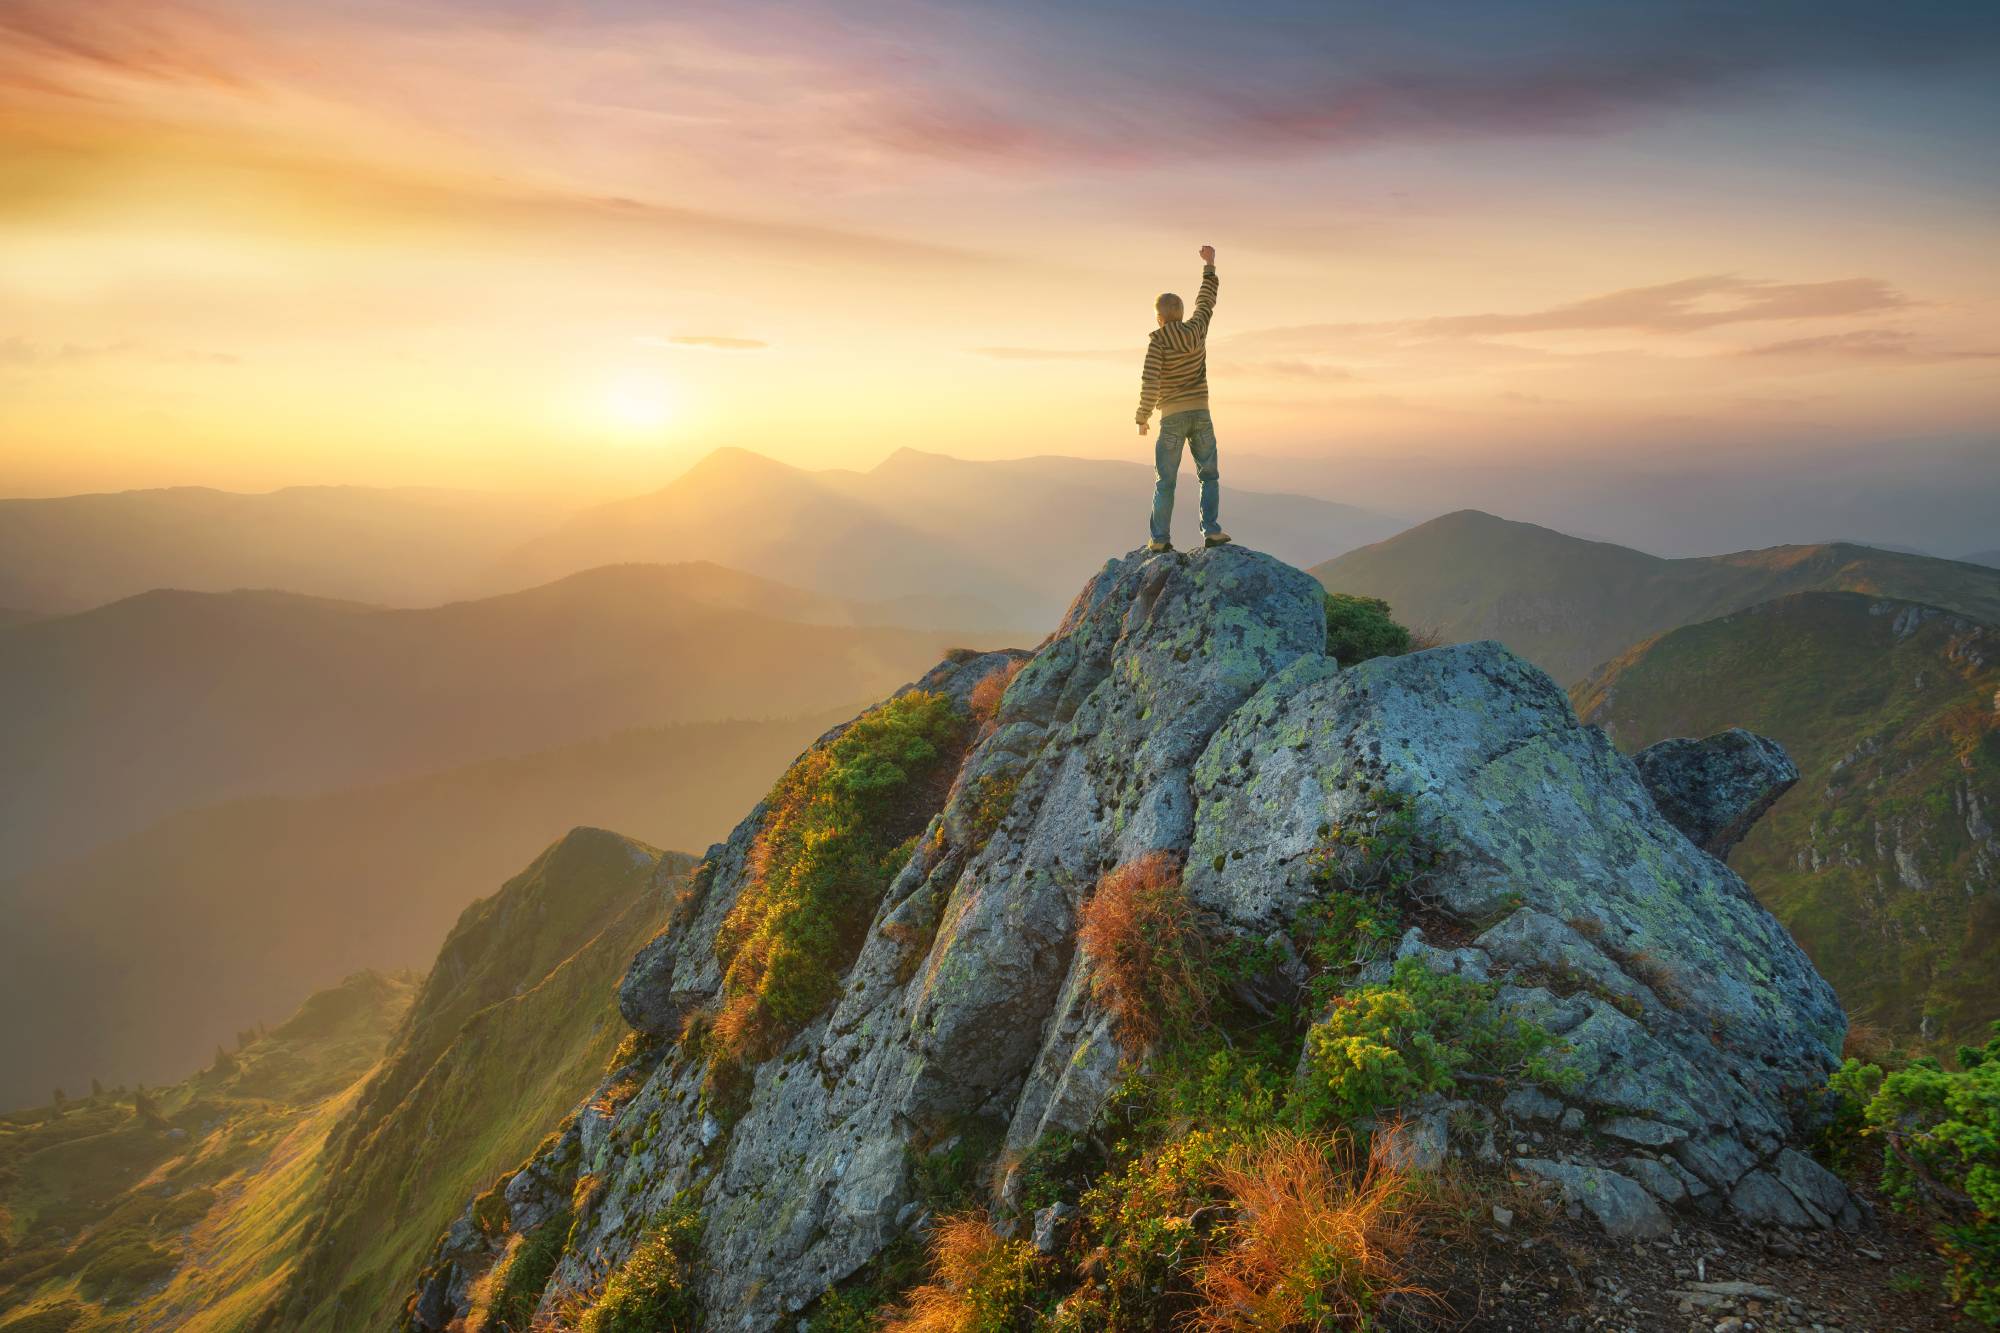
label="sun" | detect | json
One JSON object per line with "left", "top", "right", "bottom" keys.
{"left": 599, "top": 370, "right": 677, "bottom": 433}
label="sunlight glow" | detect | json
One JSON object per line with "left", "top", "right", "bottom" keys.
{"left": 599, "top": 371, "right": 678, "bottom": 435}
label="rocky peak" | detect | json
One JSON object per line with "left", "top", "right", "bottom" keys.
{"left": 406, "top": 545, "right": 1855, "bottom": 1330}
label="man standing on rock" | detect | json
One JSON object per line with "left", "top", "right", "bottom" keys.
{"left": 1136, "top": 244, "right": 1230, "bottom": 553}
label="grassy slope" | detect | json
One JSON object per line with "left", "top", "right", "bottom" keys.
{"left": 278, "top": 829, "right": 693, "bottom": 1332}
{"left": 0, "top": 971, "right": 415, "bottom": 1333}
{"left": 1313, "top": 510, "right": 2000, "bottom": 684}
{"left": 1574, "top": 591, "right": 2000, "bottom": 1042}
{"left": 0, "top": 710, "right": 844, "bottom": 1110}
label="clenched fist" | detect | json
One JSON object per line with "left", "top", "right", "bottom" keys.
{"left": 1199, "top": 244, "right": 1215, "bottom": 264}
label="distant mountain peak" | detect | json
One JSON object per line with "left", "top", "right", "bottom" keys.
{"left": 673, "top": 444, "right": 807, "bottom": 484}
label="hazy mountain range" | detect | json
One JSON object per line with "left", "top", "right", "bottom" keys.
{"left": 2, "top": 465, "right": 1997, "bottom": 1329}
{"left": 495, "top": 446, "right": 1405, "bottom": 626}
{"left": 1228, "top": 434, "right": 2000, "bottom": 564}
{"left": 0, "top": 448, "right": 1406, "bottom": 627}
{"left": 1314, "top": 509, "right": 2000, "bottom": 684}
{"left": 0, "top": 562, "right": 981, "bottom": 878}
{"left": 0, "top": 711, "right": 845, "bottom": 1107}
{"left": 0, "top": 485, "right": 571, "bottom": 614}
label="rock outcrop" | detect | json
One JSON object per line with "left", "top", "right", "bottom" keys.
{"left": 1632, "top": 727, "right": 1801, "bottom": 858}
{"left": 405, "top": 546, "right": 1855, "bottom": 1331}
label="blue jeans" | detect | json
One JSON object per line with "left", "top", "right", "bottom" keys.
{"left": 1150, "top": 408, "right": 1220, "bottom": 543}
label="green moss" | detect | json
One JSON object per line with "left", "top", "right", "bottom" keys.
{"left": 964, "top": 771, "right": 1023, "bottom": 855}
{"left": 578, "top": 1200, "right": 704, "bottom": 1333}
{"left": 710, "top": 691, "right": 968, "bottom": 1070}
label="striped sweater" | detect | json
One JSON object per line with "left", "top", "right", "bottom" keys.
{"left": 1136, "top": 263, "right": 1218, "bottom": 427}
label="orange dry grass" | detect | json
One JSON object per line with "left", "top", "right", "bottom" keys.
{"left": 1076, "top": 853, "right": 1209, "bottom": 1053}
{"left": 882, "top": 1215, "right": 1037, "bottom": 1333}
{"left": 1185, "top": 1129, "right": 1428, "bottom": 1333}
{"left": 969, "top": 658, "right": 1027, "bottom": 726}
{"left": 1843, "top": 1016, "right": 1897, "bottom": 1064}
{"left": 709, "top": 988, "right": 773, "bottom": 1063}
{"left": 1624, "top": 949, "right": 1689, "bottom": 1010}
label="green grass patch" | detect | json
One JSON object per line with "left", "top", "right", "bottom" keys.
{"left": 710, "top": 691, "right": 968, "bottom": 1069}
{"left": 0, "top": 1303, "right": 84, "bottom": 1333}
{"left": 487, "top": 1206, "right": 573, "bottom": 1331}
{"left": 578, "top": 1199, "right": 703, "bottom": 1333}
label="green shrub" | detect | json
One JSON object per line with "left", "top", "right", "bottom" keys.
{"left": 578, "top": 1201, "right": 703, "bottom": 1333}
{"left": 1322, "top": 592, "right": 1412, "bottom": 665}
{"left": 487, "top": 1207, "right": 573, "bottom": 1331}
{"left": 1298, "top": 959, "right": 1573, "bottom": 1126}
{"left": 711, "top": 691, "right": 967, "bottom": 1068}
{"left": 1307, "top": 788, "right": 1442, "bottom": 904}
{"left": 1831, "top": 1022, "right": 2000, "bottom": 1324}
{"left": 1070, "top": 1128, "right": 1231, "bottom": 1327}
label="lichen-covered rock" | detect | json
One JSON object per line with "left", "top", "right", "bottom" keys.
{"left": 1517, "top": 1158, "right": 1671, "bottom": 1239}
{"left": 509, "top": 547, "right": 1327, "bottom": 1328}
{"left": 404, "top": 545, "right": 1856, "bottom": 1330}
{"left": 1182, "top": 637, "right": 1847, "bottom": 1236}
{"left": 1632, "top": 727, "right": 1800, "bottom": 859}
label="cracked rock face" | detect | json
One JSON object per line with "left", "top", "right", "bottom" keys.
{"left": 406, "top": 546, "right": 1856, "bottom": 1330}
{"left": 1632, "top": 728, "right": 1800, "bottom": 859}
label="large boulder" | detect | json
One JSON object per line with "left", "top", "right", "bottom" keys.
{"left": 1631, "top": 728, "right": 1800, "bottom": 859}
{"left": 407, "top": 546, "right": 1855, "bottom": 1331}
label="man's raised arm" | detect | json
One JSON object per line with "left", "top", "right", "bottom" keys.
{"left": 1189, "top": 244, "right": 1218, "bottom": 337}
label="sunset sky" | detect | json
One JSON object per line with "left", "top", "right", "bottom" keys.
{"left": 2, "top": 0, "right": 1997, "bottom": 508}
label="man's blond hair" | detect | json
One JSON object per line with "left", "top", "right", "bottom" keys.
{"left": 1155, "top": 292, "right": 1183, "bottom": 322}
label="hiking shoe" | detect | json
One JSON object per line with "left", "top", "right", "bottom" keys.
{"left": 1145, "top": 539, "right": 1173, "bottom": 553}
{"left": 1203, "top": 531, "right": 1233, "bottom": 548}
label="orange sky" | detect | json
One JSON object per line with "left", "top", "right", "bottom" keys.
{"left": 1, "top": 0, "right": 1996, "bottom": 500}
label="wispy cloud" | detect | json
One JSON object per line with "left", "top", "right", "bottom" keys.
{"left": 1420, "top": 275, "right": 1911, "bottom": 337}
{"left": 647, "top": 335, "right": 770, "bottom": 351}
{"left": 0, "top": 337, "right": 239, "bottom": 367}
{"left": 837, "top": 2, "right": 2000, "bottom": 172}
{"left": 0, "top": 0, "right": 252, "bottom": 94}
{"left": 971, "top": 346, "right": 1127, "bottom": 362}
{"left": 1736, "top": 328, "right": 2000, "bottom": 361}
{"left": 11, "top": 0, "right": 1996, "bottom": 189}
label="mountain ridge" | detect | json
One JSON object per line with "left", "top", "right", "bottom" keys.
{"left": 1313, "top": 508, "right": 2000, "bottom": 683}
{"left": 495, "top": 447, "right": 1405, "bottom": 626}
{"left": 0, "top": 560, "right": 988, "bottom": 878}
{"left": 1574, "top": 588, "right": 2000, "bottom": 1044}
